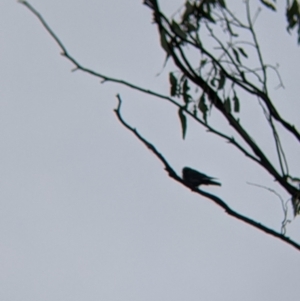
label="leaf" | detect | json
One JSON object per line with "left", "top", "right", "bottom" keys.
{"left": 218, "top": 0, "right": 226, "bottom": 8}
{"left": 199, "top": 2, "right": 216, "bottom": 23}
{"left": 183, "top": 94, "right": 192, "bottom": 104}
{"left": 232, "top": 48, "right": 241, "bottom": 64}
{"left": 182, "top": 1, "right": 194, "bottom": 23}
{"left": 171, "top": 20, "right": 187, "bottom": 39}
{"left": 233, "top": 93, "right": 240, "bottom": 113}
{"left": 160, "top": 29, "right": 171, "bottom": 54}
{"left": 224, "top": 97, "right": 231, "bottom": 113}
{"left": 178, "top": 108, "right": 187, "bottom": 139}
{"left": 186, "top": 22, "right": 197, "bottom": 32}
{"left": 198, "top": 93, "right": 208, "bottom": 123}
{"left": 182, "top": 79, "right": 190, "bottom": 93}
{"left": 210, "top": 78, "right": 216, "bottom": 87}
{"left": 238, "top": 47, "right": 248, "bottom": 58}
{"left": 199, "top": 59, "right": 207, "bottom": 69}
{"left": 218, "top": 70, "right": 226, "bottom": 90}
{"left": 292, "top": 194, "right": 300, "bottom": 216}
{"left": 286, "top": 0, "right": 299, "bottom": 31}
{"left": 260, "top": 0, "right": 276, "bottom": 11}
{"left": 169, "top": 72, "right": 178, "bottom": 97}
{"left": 182, "top": 79, "right": 192, "bottom": 104}
{"left": 193, "top": 104, "right": 197, "bottom": 116}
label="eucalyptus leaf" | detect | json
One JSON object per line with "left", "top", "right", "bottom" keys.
{"left": 171, "top": 20, "right": 187, "bottom": 39}
{"left": 232, "top": 48, "right": 241, "bottom": 64}
{"left": 218, "top": 70, "right": 226, "bottom": 90}
{"left": 182, "top": 1, "right": 194, "bottom": 23}
{"left": 286, "top": 0, "right": 299, "bottom": 31}
{"left": 260, "top": 0, "right": 276, "bottom": 11}
{"left": 178, "top": 108, "right": 187, "bottom": 139}
{"left": 160, "top": 29, "right": 171, "bottom": 54}
{"left": 198, "top": 93, "right": 208, "bottom": 123}
{"left": 169, "top": 72, "right": 178, "bottom": 97}
{"left": 233, "top": 94, "right": 240, "bottom": 113}
{"left": 238, "top": 47, "right": 248, "bottom": 58}
{"left": 224, "top": 97, "right": 231, "bottom": 113}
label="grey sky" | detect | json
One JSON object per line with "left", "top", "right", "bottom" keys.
{"left": 2, "top": 1, "right": 300, "bottom": 300}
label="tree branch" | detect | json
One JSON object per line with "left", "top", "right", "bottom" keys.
{"left": 114, "top": 94, "right": 300, "bottom": 252}
{"left": 20, "top": 0, "right": 300, "bottom": 243}
{"left": 146, "top": 0, "right": 299, "bottom": 200}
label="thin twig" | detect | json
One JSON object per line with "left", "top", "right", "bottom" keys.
{"left": 247, "top": 182, "right": 292, "bottom": 235}
{"left": 258, "top": 98, "right": 289, "bottom": 176}
{"left": 245, "top": 0, "right": 267, "bottom": 92}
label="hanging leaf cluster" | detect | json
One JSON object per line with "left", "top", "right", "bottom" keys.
{"left": 231, "top": 47, "right": 248, "bottom": 65}
{"left": 169, "top": 72, "right": 193, "bottom": 104}
{"left": 222, "top": 85, "right": 240, "bottom": 114}
{"left": 169, "top": 73, "right": 194, "bottom": 139}
{"left": 286, "top": 0, "right": 300, "bottom": 44}
{"left": 257, "top": 0, "right": 300, "bottom": 44}
{"left": 180, "top": 0, "right": 226, "bottom": 33}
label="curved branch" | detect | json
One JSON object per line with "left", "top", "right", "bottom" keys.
{"left": 114, "top": 94, "right": 300, "bottom": 252}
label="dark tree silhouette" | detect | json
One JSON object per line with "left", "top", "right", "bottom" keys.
{"left": 20, "top": 0, "right": 300, "bottom": 251}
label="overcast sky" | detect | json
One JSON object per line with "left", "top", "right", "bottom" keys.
{"left": 2, "top": 1, "right": 300, "bottom": 300}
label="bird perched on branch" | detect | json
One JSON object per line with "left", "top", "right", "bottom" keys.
{"left": 182, "top": 167, "right": 221, "bottom": 187}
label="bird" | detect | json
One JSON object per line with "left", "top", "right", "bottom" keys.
{"left": 182, "top": 167, "right": 221, "bottom": 187}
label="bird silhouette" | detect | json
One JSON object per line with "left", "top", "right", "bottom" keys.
{"left": 182, "top": 167, "right": 221, "bottom": 187}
